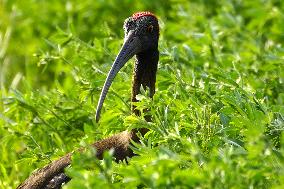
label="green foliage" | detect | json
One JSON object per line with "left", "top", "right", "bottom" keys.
{"left": 1, "top": 0, "right": 284, "bottom": 188}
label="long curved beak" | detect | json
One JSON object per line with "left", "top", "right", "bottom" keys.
{"left": 95, "top": 31, "right": 141, "bottom": 122}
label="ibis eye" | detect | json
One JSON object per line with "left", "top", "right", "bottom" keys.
{"left": 147, "top": 25, "right": 154, "bottom": 32}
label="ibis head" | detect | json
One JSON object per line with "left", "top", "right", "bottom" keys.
{"left": 96, "top": 12, "right": 159, "bottom": 122}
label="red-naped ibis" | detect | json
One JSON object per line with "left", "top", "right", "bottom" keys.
{"left": 17, "top": 11, "right": 159, "bottom": 189}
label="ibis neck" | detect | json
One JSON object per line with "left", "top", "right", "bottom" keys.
{"left": 131, "top": 48, "right": 159, "bottom": 115}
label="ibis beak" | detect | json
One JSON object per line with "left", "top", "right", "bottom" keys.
{"left": 95, "top": 31, "right": 142, "bottom": 122}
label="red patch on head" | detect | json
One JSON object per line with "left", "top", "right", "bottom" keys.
{"left": 132, "top": 11, "right": 157, "bottom": 20}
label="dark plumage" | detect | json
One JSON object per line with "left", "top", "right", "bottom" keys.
{"left": 17, "top": 11, "right": 159, "bottom": 189}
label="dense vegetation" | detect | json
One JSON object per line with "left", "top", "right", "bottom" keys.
{"left": 1, "top": 0, "right": 284, "bottom": 188}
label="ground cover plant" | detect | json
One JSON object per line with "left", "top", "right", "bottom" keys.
{"left": 0, "top": 0, "right": 284, "bottom": 188}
